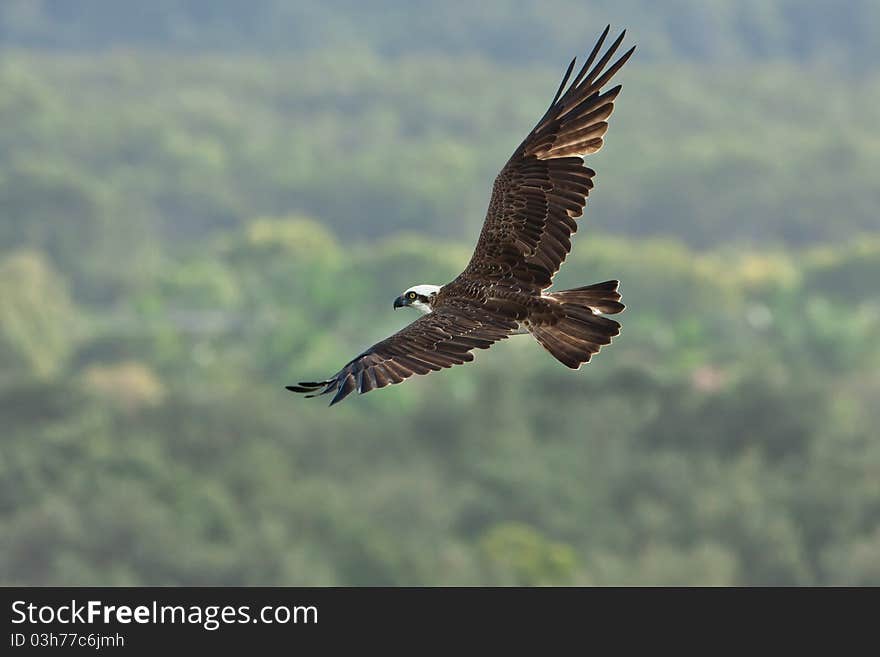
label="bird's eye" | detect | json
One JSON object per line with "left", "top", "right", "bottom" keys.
{"left": 408, "top": 292, "right": 417, "bottom": 300}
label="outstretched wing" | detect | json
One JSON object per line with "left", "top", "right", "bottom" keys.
{"left": 287, "top": 304, "right": 516, "bottom": 406}
{"left": 461, "top": 26, "right": 635, "bottom": 291}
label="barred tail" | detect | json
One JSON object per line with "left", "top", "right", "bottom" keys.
{"left": 547, "top": 280, "right": 624, "bottom": 314}
{"left": 529, "top": 280, "right": 623, "bottom": 369}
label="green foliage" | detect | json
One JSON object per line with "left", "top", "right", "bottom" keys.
{"left": 0, "top": 251, "right": 78, "bottom": 381}
{"left": 480, "top": 524, "right": 578, "bottom": 586}
{"left": 2, "top": 230, "right": 878, "bottom": 585}
{"left": 0, "top": 51, "right": 878, "bottom": 295}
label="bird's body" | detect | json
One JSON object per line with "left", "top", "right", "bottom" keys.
{"left": 289, "top": 26, "right": 635, "bottom": 405}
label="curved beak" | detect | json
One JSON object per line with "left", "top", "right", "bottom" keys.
{"left": 393, "top": 295, "right": 407, "bottom": 310}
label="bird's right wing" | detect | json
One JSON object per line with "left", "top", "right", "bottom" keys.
{"left": 460, "top": 26, "right": 635, "bottom": 291}
{"left": 287, "top": 304, "right": 516, "bottom": 405}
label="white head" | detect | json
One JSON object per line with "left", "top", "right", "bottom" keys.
{"left": 393, "top": 284, "right": 441, "bottom": 315}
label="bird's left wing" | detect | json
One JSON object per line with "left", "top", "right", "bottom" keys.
{"left": 460, "top": 26, "right": 635, "bottom": 291}
{"left": 287, "top": 304, "right": 516, "bottom": 405}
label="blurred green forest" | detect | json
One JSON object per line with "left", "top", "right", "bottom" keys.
{"left": 1, "top": 1, "right": 879, "bottom": 585}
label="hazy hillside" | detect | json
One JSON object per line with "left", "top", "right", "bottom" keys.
{"left": 2, "top": 52, "right": 878, "bottom": 306}
{"left": 2, "top": 0, "right": 879, "bottom": 69}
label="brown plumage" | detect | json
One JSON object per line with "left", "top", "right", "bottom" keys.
{"left": 288, "top": 26, "right": 634, "bottom": 405}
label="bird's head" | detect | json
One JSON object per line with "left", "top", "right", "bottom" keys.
{"left": 394, "top": 284, "right": 440, "bottom": 314}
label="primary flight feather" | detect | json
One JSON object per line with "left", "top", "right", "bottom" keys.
{"left": 288, "top": 26, "right": 635, "bottom": 406}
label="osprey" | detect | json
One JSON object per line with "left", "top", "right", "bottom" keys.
{"left": 289, "top": 26, "right": 634, "bottom": 406}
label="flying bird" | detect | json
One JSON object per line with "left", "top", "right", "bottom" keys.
{"left": 288, "top": 26, "right": 634, "bottom": 405}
